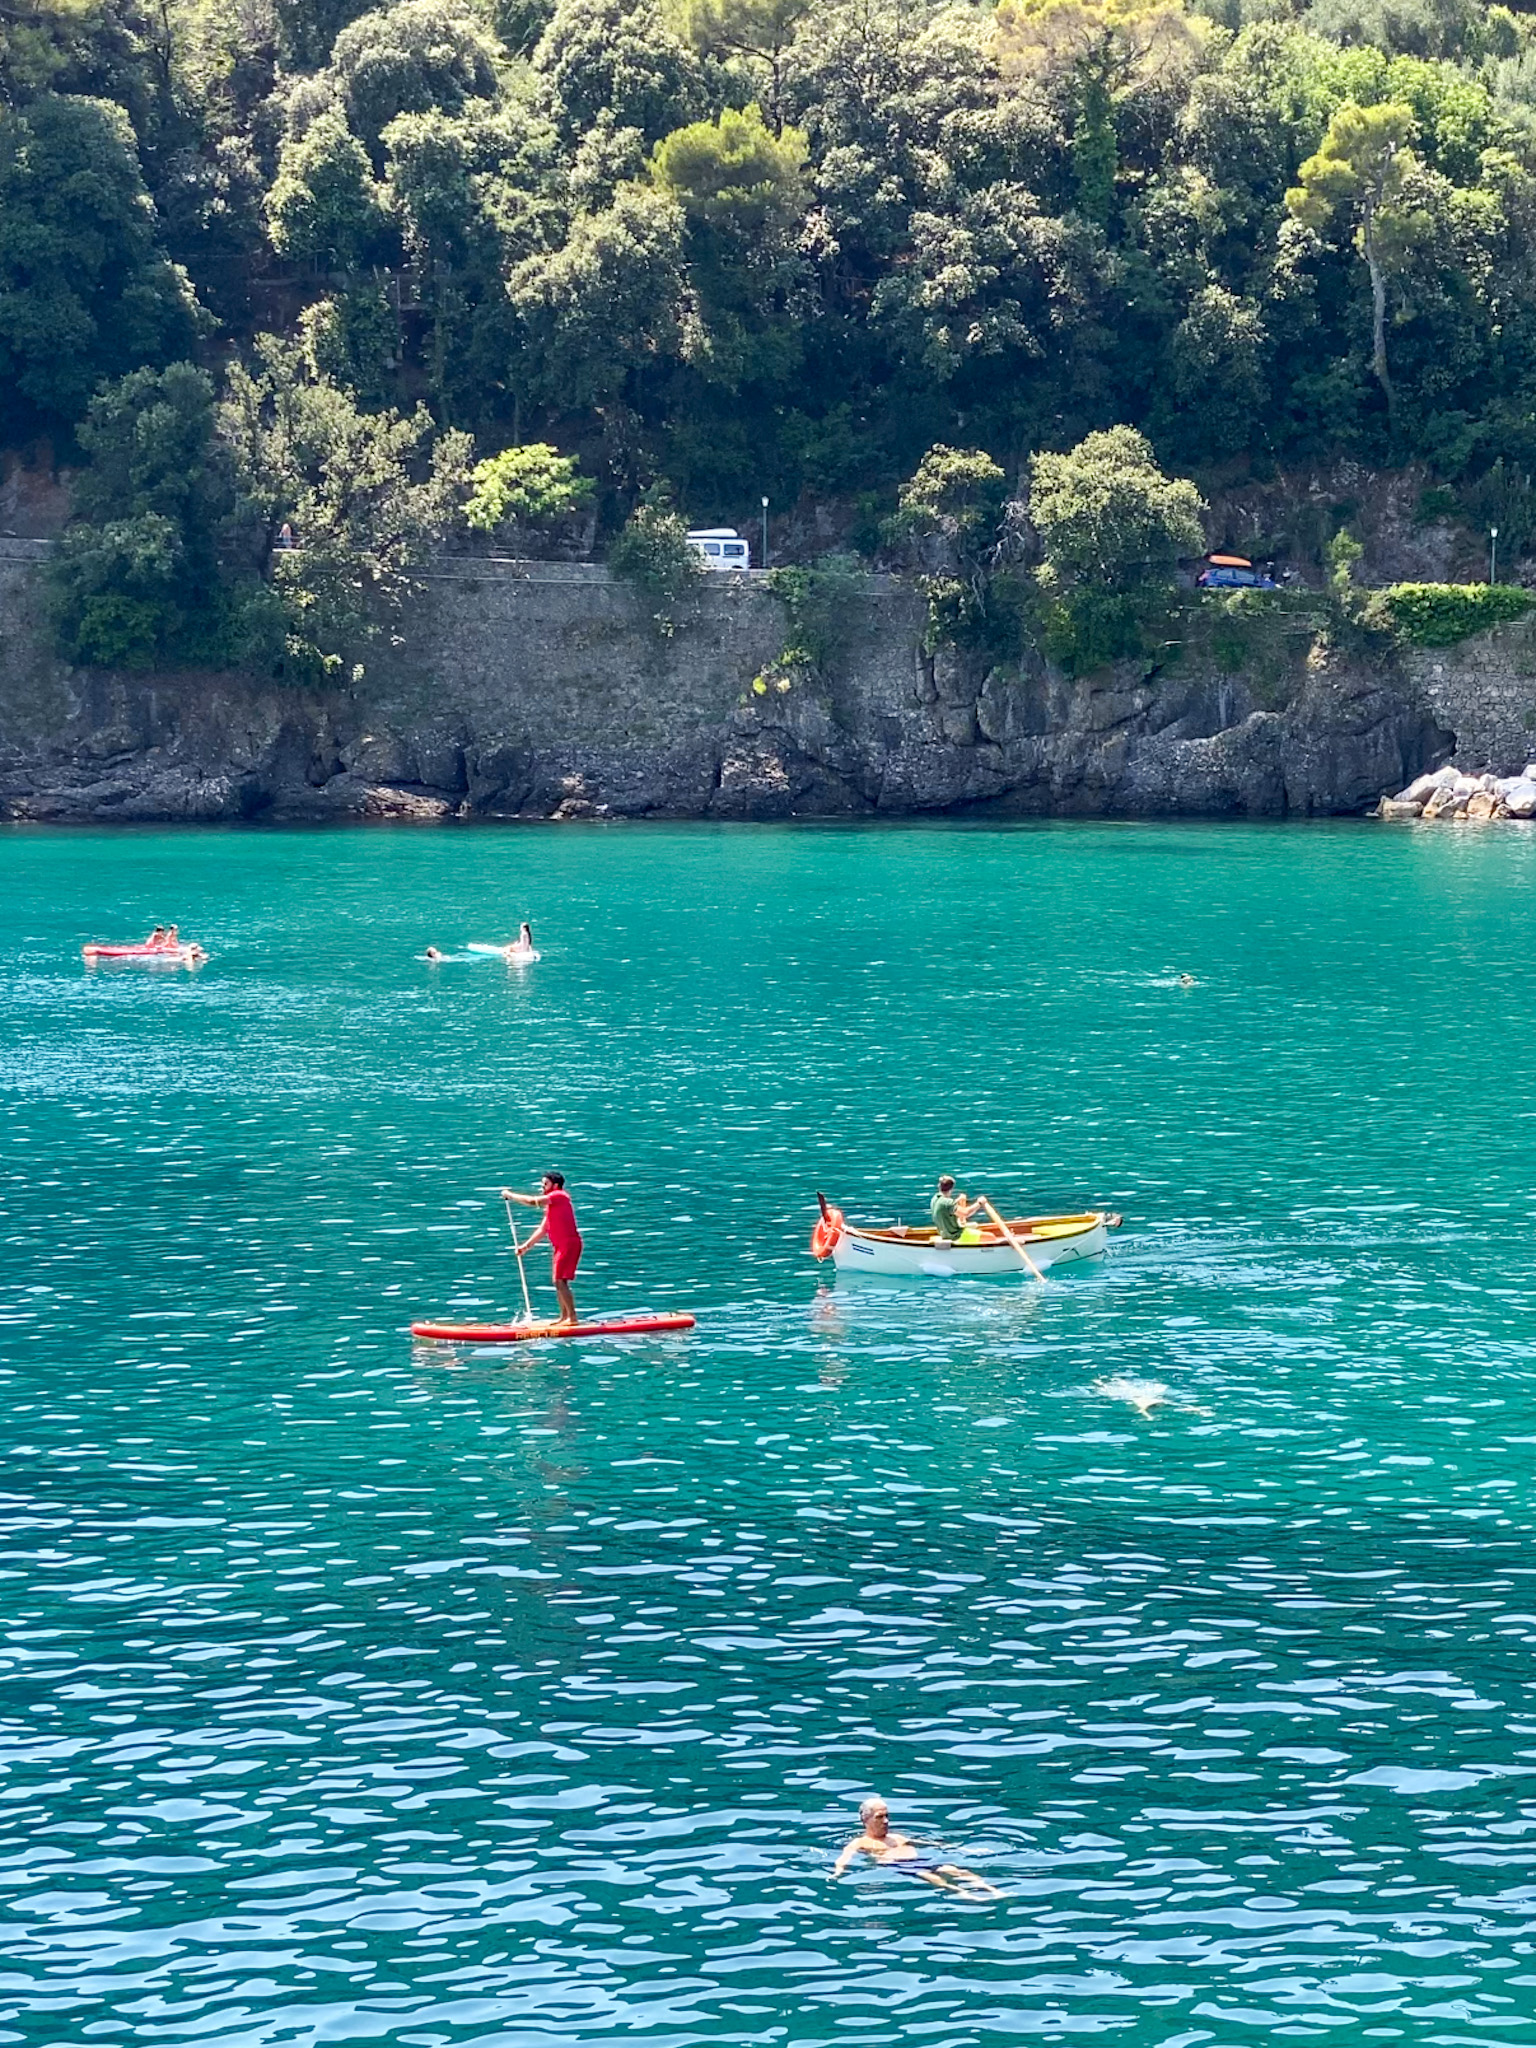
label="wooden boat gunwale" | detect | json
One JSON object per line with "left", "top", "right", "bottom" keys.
{"left": 842, "top": 1211, "right": 1106, "bottom": 1246}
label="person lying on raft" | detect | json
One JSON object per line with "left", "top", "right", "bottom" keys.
{"left": 930, "top": 1174, "right": 988, "bottom": 1244}
{"left": 832, "top": 1796, "right": 1003, "bottom": 1898}
{"left": 502, "top": 1170, "right": 582, "bottom": 1327}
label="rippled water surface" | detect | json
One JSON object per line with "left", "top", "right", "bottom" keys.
{"left": 4, "top": 818, "right": 1536, "bottom": 2046}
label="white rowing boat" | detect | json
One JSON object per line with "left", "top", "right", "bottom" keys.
{"left": 813, "top": 1202, "right": 1117, "bottom": 1277}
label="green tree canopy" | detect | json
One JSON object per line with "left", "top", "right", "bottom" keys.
{"left": 1030, "top": 424, "right": 1204, "bottom": 591}
{"left": 49, "top": 362, "right": 237, "bottom": 667}
{"left": 888, "top": 444, "right": 1008, "bottom": 563}
{"left": 465, "top": 441, "right": 594, "bottom": 532}
{"left": 651, "top": 102, "right": 806, "bottom": 231}
{"left": 328, "top": 0, "right": 503, "bottom": 155}
{"left": 0, "top": 94, "right": 200, "bottom": 440}
{"left": 533, "top": 0, "right": 714, "bottom": 144}
{"left": 267, "top": 107, "right": 393, "bottom": 265}
{"left": 52, "top": 345, "right": 472, "bottom": 681}
{"left": 1286, "top": 99, "right": 1421, "bottom": 424}
{"left": 220, "top": 335, "right": 473, "bottom": 679}
{"left": 27, "top": 0, "right": 1536, "bottom": 608}
{"left": 670, "top": 0, "right": 810, "bottom": 129}
{"left": 508, "top": 182, "right": 687, "bottom": 413}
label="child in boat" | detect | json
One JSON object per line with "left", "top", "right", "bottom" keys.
{"left": 832, "top": 1797, "right": 1003, "bottom": 1897}
{"left": 930, "top": 1175, "right": 987, "bottom": 1244}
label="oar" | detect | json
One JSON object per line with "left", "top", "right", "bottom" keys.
{"left": 504, "top": 1194, "right": 535, "bottom": 1324}
{"left": 980, "top": 1196, "right": 1047, "bottom": 1284}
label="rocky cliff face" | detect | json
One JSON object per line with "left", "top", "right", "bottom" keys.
{"left": 0, "top": 543, "right": 1479, "bottom": 823}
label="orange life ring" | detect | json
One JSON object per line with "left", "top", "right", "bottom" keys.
{"left": 810, "top": 1206, "right": 844, "bottom": 1260}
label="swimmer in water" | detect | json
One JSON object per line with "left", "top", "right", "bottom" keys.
{"left": 425, "top": 945, "right": 445, "bottom": 962}
{"left": 832, "top": 1796, "right": 1004, "bottom": 1897}
{"left": 1178, "top": 972, "right": 1196, "bottom": 988}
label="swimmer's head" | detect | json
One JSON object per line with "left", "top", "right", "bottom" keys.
{"left": 859, "top": 1796, "right": 889, "bottom": 1830}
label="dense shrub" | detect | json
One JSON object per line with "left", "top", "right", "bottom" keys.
{"left": 465, "top": 443, "right": 594, "bottom": 537}
{"left": 765, "top": 553, "right": 865, "bottom": 672}
{"left": 1376, "top": 582, "right": 1535, "bottom": 645}
{"left": 608, "top": 486, "right": 701, "bottom": 629}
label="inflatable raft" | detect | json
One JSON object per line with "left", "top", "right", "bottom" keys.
{"left": 466, "top": 941, "right": 540, "bottom": 961}
{"left": 83, "top": 942, "right": 205, "bottom": 966}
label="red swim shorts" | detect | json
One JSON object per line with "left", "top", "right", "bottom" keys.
{"left": 552, "top": 1243, "right": 582, "bottom": 1284}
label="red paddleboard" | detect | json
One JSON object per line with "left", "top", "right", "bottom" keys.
{"left": 410, "top": 1313, "right": 696, "bottom": 1343}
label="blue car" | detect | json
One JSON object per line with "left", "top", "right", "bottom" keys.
{"left": 1198, "top": 565, "right": 1278, "bottom": 590}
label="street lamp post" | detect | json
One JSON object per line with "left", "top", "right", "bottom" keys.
{"left": 1491, "top": 523, "right": 1500, "bottom": 586}
{"left": 761, "top": 496, "right": 769, "bottom": 572}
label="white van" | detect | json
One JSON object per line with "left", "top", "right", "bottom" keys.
{"left": 686, "top": 527, "right": 751, "bottom": 571}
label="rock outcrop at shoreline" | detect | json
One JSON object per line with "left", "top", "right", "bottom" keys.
{"left": 1376, "top": 765, "right": 1536, "bottom": 820}
{"left": 0, "top": 542, "right": 1490, "bottom": 825}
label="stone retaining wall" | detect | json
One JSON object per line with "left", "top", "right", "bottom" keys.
{"left": 0, "top": 544, "right": 1489, "bottom": 822}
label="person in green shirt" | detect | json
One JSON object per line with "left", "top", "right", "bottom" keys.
{"left": 930, "top": 1174, "right": 985, "bottom": 1241}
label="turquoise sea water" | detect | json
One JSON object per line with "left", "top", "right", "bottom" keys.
{"left": 3, "top": 818, "right": 1536, "bottom": 2046}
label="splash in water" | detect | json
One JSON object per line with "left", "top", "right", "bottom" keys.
{"left": 1093, "top": 1374, "right": 1172, "bottom": 1415}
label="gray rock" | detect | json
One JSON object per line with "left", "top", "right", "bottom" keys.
{"left": 0, "top": 550, "right": 1467, "bottom": 825}
{"left": 1423, "top": 785, "right": 1468, "bottom": 818}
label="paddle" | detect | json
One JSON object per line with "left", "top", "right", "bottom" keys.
{"left": 503, "top": 1194, "right": 535, "bottom": 1324}
{"left": 979, "top": 1196, "right": 1047, "bottom": 1283}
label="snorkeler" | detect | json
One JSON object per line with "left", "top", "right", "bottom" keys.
{"left": 832, "top": 1796, "right": 1004, "bottom": 1898}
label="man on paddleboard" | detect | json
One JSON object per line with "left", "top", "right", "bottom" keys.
{"left": 503, "top": 1171, "right": 583, "bottom": 1326}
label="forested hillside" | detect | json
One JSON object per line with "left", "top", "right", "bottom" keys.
{"left": 5, "top": 0, "right": 1536, "bottom": 676}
